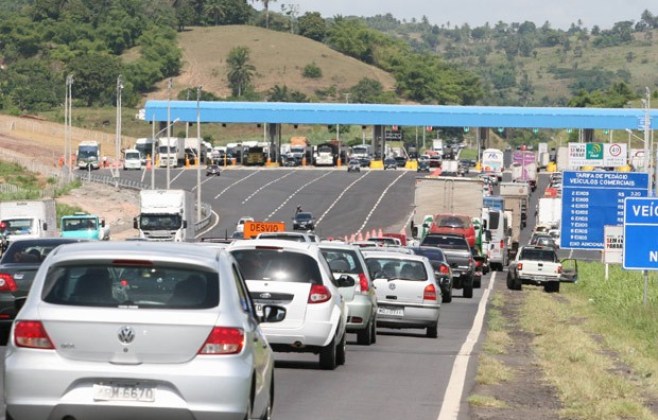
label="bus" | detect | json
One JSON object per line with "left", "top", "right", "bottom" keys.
{"left": 77, "top": 140, "right": 101, "bottom": 170}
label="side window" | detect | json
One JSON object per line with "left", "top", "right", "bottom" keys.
{"left": 232, "top": 265, "right": 255, "bottom": 316}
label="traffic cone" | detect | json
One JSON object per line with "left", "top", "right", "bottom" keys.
{"left": 350, "top": 234, "right": 356, "bottom": 242}
{"left": 357, "top": 232, "right": 363, "bottom": 241}
{"left": 365, "top": 231, "right": 371, "bottom": 240}
{"left": 378, "top": 228, "right": 383, "bottom": 237}
{"left": 146, "top": 157, "right": 152, "bottom": 170}
{"left": 185, "top": 157, "right": 190, "bottom": 168}
{"left": 371, "top": 229, "right": 377, "bottom": 238}
{"left": 344, "top": 236, "right": 348, "bottom": 242}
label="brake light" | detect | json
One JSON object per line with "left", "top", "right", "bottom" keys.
{"left": 475, "top": 260, "right": 482, "bottom": 268}
{"left": 198, "top": 327, "right": 244, "bottom": 355}
{"left": 517, "top": 262, "right": 523, "bottom": 271}
{"left": 0, "top": 273, "right": 17, "bottom": 292}
{"left": 14, "top": 321, "right": 55, "bottom": 349}
{"left": 423, "top": 283, "right": 437, "bottom": 301}
{"left": 308, "top": 284, "right": 332, "bottom": 304}
{"left": 500, "top": 239, "right": 505, "bottom": 249}
{"left": 112, "top": 259, "right": 153, "bottom": 267}
{"left": 439, "top": 264, "right": 450, "bottom": 274}
{"left": 358, "top": 273, "right": 369, "bottom": 292}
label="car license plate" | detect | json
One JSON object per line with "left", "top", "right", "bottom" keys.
{"left": 93, "top": 384, "right": 155, "bottom": 402}
{"left": 377, "top": 307, "right": 403, "bottom": 316}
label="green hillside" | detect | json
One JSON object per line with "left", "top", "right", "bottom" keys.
{"left": 146, "top": 25, "right": 397, "bottom": 101}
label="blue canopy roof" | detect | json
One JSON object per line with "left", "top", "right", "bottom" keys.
{"left": 143, "top": 101, "right": 657, "bottom": 130}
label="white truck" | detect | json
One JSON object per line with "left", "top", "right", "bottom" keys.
{"left": 441, "top": 160, "right": 461, "bottom": 175}
{"left": 412, "top": 176, "right": 483, "bottom": 241}
{"left": 556, "top": 146, "right": 569, "bottom": 172}
{"left": 432, "top": 139, "right": 444, "bottom": 157}
{"left": 537, "top": 197, "right": 562, "bottom": 229}
{"left": 0, "top": 200, "right": 57, "bottom": 251}
{"left": 184, "top": 137, "right": 204, "bottom": 164}
{"left": 506, "top": 245, "right": 577, "bottom": 293}
{"left": 123, "top": 148, "right": 142, "bottom": 170}
{"left": 481, "top": 148, "right": 505, "bottom": 181}
{"left": 499, "top": 183, "right": 529, "bottom": 258}
{"left": 158, "top": 137, "right": 185, "bottom": 168}
{"left": 134, "top": 190, "right": 195, "bottom": 242}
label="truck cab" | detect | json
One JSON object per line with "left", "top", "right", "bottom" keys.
{"left": 60, "top": 212, "right": 109, "bottom": 240}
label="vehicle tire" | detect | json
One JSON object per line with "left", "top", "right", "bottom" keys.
{"left": 336, "top": 332, "right": 346, "bottom": 366}
{"left": 427, "top": 323, "right": 438, "bottom": 338}
{"left": 442, "top": 287, "right": 452, "bottom": 303}
{"left": 244, "top": 397, "right": 253, "bottom": 420}
{"left": 370, "top": 319, "right": 377, "bottom": 344}
{"left": 463, "top": 283, "right": 474, "bottom": 298}
{"left": 357, "top": 320, "right": 373, "bottom": 345}
{"left": 319, "top": 335, "right": 337, "bottom": 370}
{"left": 260, "top": 381, "right": 274, "bottom": 420}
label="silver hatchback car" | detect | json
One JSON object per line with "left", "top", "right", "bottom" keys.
{"left": 362, "top": 251, "right": 441, "bottom": 338}
{"left": 4, "top": 241, "right": 285, "bottom": 420}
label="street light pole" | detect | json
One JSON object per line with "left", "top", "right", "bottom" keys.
{"left": 166, "top": 78, "right": 173, "bottom": 190}
{"left": 65, "top": 74, "right": 74, "bottom": 178}
{"left": 196, "top": 86, "right": 202, "bottom": 222}
{"left": 116, "top": 75, "right": 123, "bottom": 173}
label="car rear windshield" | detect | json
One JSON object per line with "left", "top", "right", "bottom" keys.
{"left": 231, "top": 249, "right": 323, "bottom": 284}
{"left": 321, "top": 249, "right": 365, "bottom": 275}
{"left": 421, "top": 235, "right": 469, "bottom": 250}
{"left": 519, "top": 248, "right": 558, "bottom": 262}
{"left": 42, "top": 263, "right": 219, "bottom": 309}
{"left": 409, "top": 247, "right": 446, "bottom": 263}
{"left": 1, "top": 241, "right": 77, "bottom": 264}
{"left": 364, "top": 257, "right": 427, "bottom": 281}
{"left": 489, "top": 212, "right": 500, "bottom": 230}
{"left": 295, "top": 213, "right": 312, "bottom": 221}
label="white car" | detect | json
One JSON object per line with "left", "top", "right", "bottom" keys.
{"left": 362, "top": 251, "right": 441, "bottom": 338}
{"left": 235, "top": 216, "right": 254, "bottom": 233}
{"left": 228, "top": 239, "right": 351, "bottom": 370}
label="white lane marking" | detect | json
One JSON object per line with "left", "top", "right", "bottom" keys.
{"left": 315, "top": 171, "right": 371, "bottom": 228}
{"left": 241, "top": 171, "right": 295, "bottom": 204}
{"left": 195, "top": 209, "right": 221, "bottom": 239}
{"left": 214, "top": 170, "right": 261, "bottom": 199}
{"left": 437, "top": 272, "right": 497, "bottom": 420}
{"left": 355, "top": 171, "right": 407, "bottom": 234}
{"left": 191, "top": 174, "right": 218, "bottom": 191}
{"left": 265, "top": 171, "right": 333, "bottom": 221}
{"left": 171, "top": 169, "right": 185, "bottom": 184}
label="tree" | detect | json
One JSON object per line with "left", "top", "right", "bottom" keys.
{"left": 298, "top": 12, "right": 326, "bottom": 41}
{"left": 226, "top": 46, "right": 256, "bottom": 97}
{"left": 252, "top": 0, "right": 277, "bottom": 29}
{"left": 67, "top": 53, "right": 122, "bottom": 106}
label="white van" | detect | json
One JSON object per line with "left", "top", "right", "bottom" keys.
{"left": 123, "top": 148, "right": 142, "bottom": 170}
{"left": 482, "top": 208, "right": 509, "bottom": 271}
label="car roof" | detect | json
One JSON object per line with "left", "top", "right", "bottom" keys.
{"left": 361, "top": 251, "right": 427, "bottom": 261}
{"left": 318, "top": 243, "right": 360, "bottom": 251}
{"left": 228, "top": 238, "right": 317, "bottom": 253}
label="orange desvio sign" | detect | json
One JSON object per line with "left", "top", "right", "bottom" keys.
{"left": 243, "top": 221, "right": 286, "bottom": 239}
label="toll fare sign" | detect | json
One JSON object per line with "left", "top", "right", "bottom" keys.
{"left": 560, "top": 171, "right": 648, "bottom": 250}
{"left": 623, "top": 198, "right": 658, "bottom": 270}
{"left": 243, "top": 221, "right": 286, "bottom": 239}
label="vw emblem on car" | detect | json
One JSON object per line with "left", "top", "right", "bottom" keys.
{"left": 388, "top": 283, "right": 396, "bottom": 290}
{"left": 117, "top": 326, "right": 135, "bottom": 344}
{"left": 259, "top": 292, "right": 272, "bottom": 299}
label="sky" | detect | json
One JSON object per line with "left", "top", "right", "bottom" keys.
{"left": 269, "top": 0, "right": 655, "bottom": 30}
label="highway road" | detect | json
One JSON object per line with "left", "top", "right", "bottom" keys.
{"left": 0, "top": 165, "right": 575, "bottom": 419}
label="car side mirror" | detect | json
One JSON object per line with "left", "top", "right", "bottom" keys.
{"left": 411, "top": 226, "right": 418, "bottom": 237}
{"left": 336, "top": 274, "right": 356, "bottom": 288}
{"left": 101, "top": 219, "right": 106, "bottom": 228}
{"left": 183, "top": 221, "right": 188, "bottom": 228}
{"left": 43, "top": 222, "right": 48, "bottom": 231}
{"left": 259, "top": 305, "right": 286, "bottom": 323}
{"left": 133, "top": 218, "right": 138, "bottom": 229}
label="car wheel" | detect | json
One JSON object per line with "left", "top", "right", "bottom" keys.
{"left": 319, "top": 335, "right": 337, "bottom": 370}
{"left": 357, "top": 320, "right": 373, "bottom": 345}
{"left": 427, "top": 323, "right": 438, "bottom": 338}
{"left": 336, "top": 331, "right": 346, "bottom": 366}
{"left": 463, "top": 283, "right": 474, "bottom": 298}
{"left": 442, "top": 287, "right": 452, "bottom": 303}
{"left": 260, "top": 381, "right": 274, "bottom": 420}
{"left": 370, "top": 319, "right": 377, "bottom": 344}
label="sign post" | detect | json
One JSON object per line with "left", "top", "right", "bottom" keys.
{"left": 603, "top": 225, "right": 623, "bottom": 280}
{"left": 560, "top": 171, "right": 649, "bottom": 249}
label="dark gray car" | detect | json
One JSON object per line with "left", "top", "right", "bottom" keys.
{"left": 420, "top": 233, "right": 474, "bottom": 299}
{"left": 0, "top": 238, "right": 86, "bottom": 343}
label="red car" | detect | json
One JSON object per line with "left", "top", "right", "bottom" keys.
{"left": 428, "top": 214, "right": 475, "bottom": 248}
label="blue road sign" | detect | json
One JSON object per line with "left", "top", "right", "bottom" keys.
{"left": 560, "top": 171, "right": 649, "bottom": 250}
{"left": 623, "top": 197, "right": 658, "bottom": 270}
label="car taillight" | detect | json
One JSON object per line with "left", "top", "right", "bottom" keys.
{"left": 475, "top": 260, "right": 482, "bottom": 268}
{"left": 423, "top": 284, "right": 437, "bottom": 301}
{"left": 517, "top": 262, "right": 523, "bottom": 271}
{"left": 557, "top": 265, "right": 562, "bottom": 274}
{"left": 308, "top": 284, "right": 332, "bottom": 303}
{"left": 0, "top": 273, "right": 17, "bottom": 292}
{"left": 358, "top": 273, "right": 369, "bottom": 292}
{"left": 198, "top": 327, "right": 244, "bottom": 355}
{"left": 439, "top": 264, "right": 450, "bottom": 274}
{"left": 14, "top": 321, "right": 55, "bottom": 349}
{"left": 500, "top": 239, "right": 505, "bottom": 249}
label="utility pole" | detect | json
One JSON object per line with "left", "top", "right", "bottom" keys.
{"left": 65, "top": 74, "right": 74, "bottom": 178}
{"left": 166, "top": 78, "right": 173, "bottom": 190}
{"left": 196, "top": 86, "right": 202, "bottom": 222}
{"left": 115, "top": 75, "right": 123, "bottom": 173}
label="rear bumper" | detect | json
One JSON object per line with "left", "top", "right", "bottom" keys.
{"left": 375, "top": 301, "right": 440, "bottom": 329}
{"left": 345, "top": 295, "right": 375, "bottom": 331}
{"left": 261, "top": 319, "right": 337, "bottom": 349}
{"left": 519, "top": 275, "right": 559, "bottom": 285}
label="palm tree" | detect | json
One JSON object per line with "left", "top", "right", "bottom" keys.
{"left": 203, "top": 0, "right": 226, "bottom": 25}
{"left": 252, "top": 0, "right": 277, "bottom": 29}
{"left": 226, "top": 46, "right": 256, "bottom": 97}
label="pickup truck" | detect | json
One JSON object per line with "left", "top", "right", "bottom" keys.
{"left": 506, "top": 245, "right": 577, "bottom": 293}
{"left": 421, "top": 233, "right": 474, "bottom": 298}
